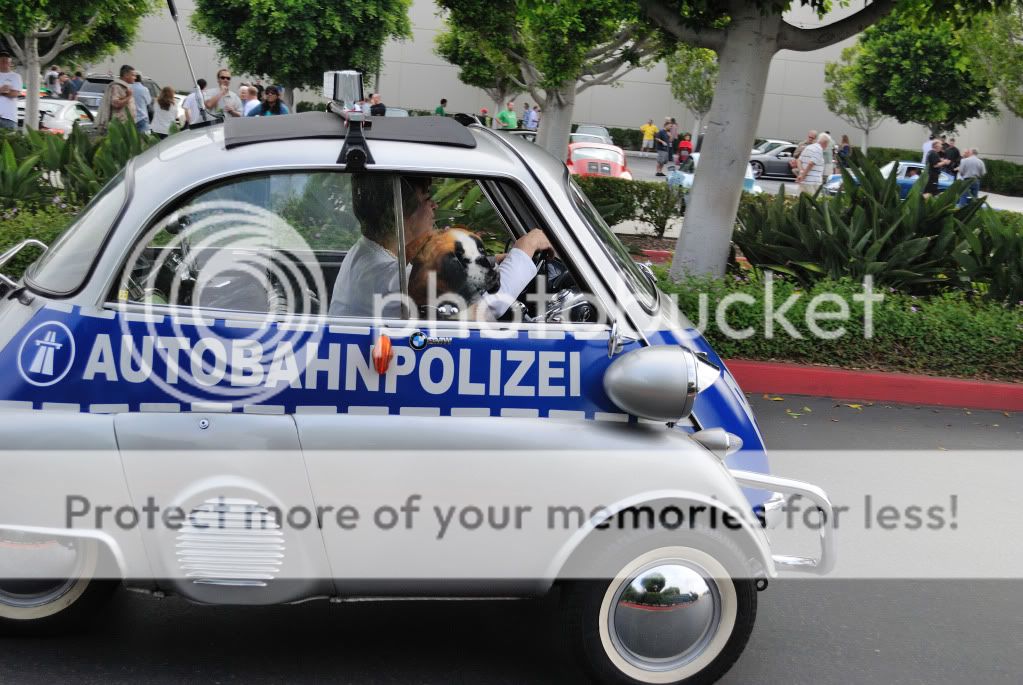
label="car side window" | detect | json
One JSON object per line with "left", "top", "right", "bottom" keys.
{"left": 115, "top": 171, "right": 593, "bottom": 324}
{"left": 114, "top": 171, "right": 377, "bottom": 316}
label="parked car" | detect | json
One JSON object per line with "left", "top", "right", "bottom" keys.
{"left": 75, "top": 73, "right": 161, "bottom": 117}
{"left": 569, "top": 132, "right": 610, "bottom": 146}
{"left": 668, "top": 152, "right": 763, "bottom": 195}
{"left": 748, "top": 142, "right": 799, "bottom": 179}
{"left": 16, "top": 97, "right": 96, "bottom": 137}
{"left": 751, "top": 138, "right": 793, "bottom": 155}
{"left": 566, "top": 141, "right": 633, "bottom": 180}
{"left": 573, "top": 124, "right": 614, "bottom": 145}
{"left": 823, "top": 160, "right": 955, "bottom": 198}
{"left": 507, "top": 129, "right": 537, "bottom": 143}
{"left": 0, "top": 83, "right": 832, "bottom": 685}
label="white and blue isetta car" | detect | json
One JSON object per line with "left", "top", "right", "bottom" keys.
{"left": 0, "top": 85, "right": 833, "bottom": 685}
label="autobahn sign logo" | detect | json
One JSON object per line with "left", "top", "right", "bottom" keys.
{"left": 17, "top": 321, "right": 76, "bottom": 387}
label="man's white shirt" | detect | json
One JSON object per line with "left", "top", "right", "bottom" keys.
{"left": 0, "top": 71, "right": 23, "bottom": 122}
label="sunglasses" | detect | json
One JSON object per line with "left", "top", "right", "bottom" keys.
{"left": 219, "top": 76, "right": 231, "bottom": 81}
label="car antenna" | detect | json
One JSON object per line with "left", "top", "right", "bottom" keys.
{"left": 165, "top": 0, "right": 214, "bottom": 128}
{"left": 324, "top": 70, "right": 375, "bottom": 170}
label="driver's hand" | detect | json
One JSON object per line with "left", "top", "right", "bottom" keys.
{"left": 513, "top": 228, "right": 551, "bottom": 257}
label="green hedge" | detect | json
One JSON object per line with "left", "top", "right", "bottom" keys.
{"left": 605, "top": 127, "right": 643, "bottom": 151}
{"left": 575, "top": 175, "right": 686, "bottom": 236}
{"left": 294, "top": 100, "right": 329, "bottom": 113}
{"left": 0, "top": 205, "right": 76, "bottom": 279}
{"left": 657, "top": 272, "right": 1023, "bottom": 382}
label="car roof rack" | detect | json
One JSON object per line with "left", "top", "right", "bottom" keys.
{"left": 223, "top": 111, "right": 477, "bottom": 151}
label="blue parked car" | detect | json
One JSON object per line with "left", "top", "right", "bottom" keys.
{"left": 824, "top": 160, "right": 954, "bottom": 198}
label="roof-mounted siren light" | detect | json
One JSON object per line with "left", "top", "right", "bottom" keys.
{"left": 325, "top": 70, "right": 375, "bottom": 170}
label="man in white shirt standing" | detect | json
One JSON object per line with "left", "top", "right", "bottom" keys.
{"left": 239, "top": 85, "right": 260, "bottom": 116}
{"left": 204, "top": 68, "right": 242, "bottom": 118}
{"left": 0, "top": 51, "right": 22, "bottom": 131}
{"left": 796, "top": 132, "right": 829, "bottom": 194}
{"left": 182, "top": 78, "right": 207, "bottom": 128}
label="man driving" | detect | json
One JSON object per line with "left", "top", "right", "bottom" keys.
{"left": 329, "top": 175, "right": 550, "bottom": 319}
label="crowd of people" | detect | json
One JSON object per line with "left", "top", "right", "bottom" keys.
{"left": 472, "top": 100, "right": 541, "bottom": 130}
{"left": 641, "top": 118, "right": 694, "bottom": 176}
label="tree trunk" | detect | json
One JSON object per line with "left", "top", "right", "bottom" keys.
{"left": 668, "top": 12, "right": 781, "bottom": 280}
{"left": 861, "top": 129, "right": 869, "bottom": 155}
{"left": 23, "top": 32, "right": 41, "bottom": 132}
{"left": 537, "top": 81, "right": 575, "bottom": 161}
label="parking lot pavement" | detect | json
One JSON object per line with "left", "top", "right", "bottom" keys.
{"left": 1, "top": 398, "right": 1019, "bottom": 684}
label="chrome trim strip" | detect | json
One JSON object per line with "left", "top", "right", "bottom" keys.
{"left": 729, "top": 470, "right": 835, "bottom": 575}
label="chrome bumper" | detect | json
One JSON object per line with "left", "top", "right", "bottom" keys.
{"left": 730, "top": 469, "right": 835, "bottom": 575}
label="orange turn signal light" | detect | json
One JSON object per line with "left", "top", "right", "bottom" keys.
{"left": 372, "top": 334, "right": 392, "bottom": 374}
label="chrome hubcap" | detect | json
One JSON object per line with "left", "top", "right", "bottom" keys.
{"left": 0, "top": 534, "right": 84, "bottom": 609}
{"left": 608, "top": 561, "right": 721, "bottom": 672}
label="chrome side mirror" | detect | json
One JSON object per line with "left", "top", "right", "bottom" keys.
{"left": 604, "top": 345, "right": 720, "bottom": 422}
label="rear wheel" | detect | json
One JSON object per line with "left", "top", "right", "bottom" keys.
{"left": 0, "top": 534, "right": 118, "bottom": 635}
{"left": 562, "top": 529, "right": 757, "bottom": 685}
{"left": 750, "top": 161, "right": 765, "bottom": 179}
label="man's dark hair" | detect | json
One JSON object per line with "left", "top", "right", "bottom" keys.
{"left": 74, "top": 70, "right": 82, "bottom": 77}
{"left": 440, "top": 98, "right": 447, "bottom": 105}
{"left": 352, "top": 175, "right": 432, "bottom": 243}
{"left": 196, "top": 78, "right": 207, "bottom": 89}
{"left": 119, "top": 64, "right": 134, "bottom": 78}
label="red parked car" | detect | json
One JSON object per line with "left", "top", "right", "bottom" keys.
{"left": 566, "top": 142, "right": 632, "bottom": 180}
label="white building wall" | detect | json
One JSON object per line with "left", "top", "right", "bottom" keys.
{"left": 81, "top": 0, "right": 1023, "bottom": 161}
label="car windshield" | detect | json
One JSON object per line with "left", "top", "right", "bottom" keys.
{"left": 572, "top": 147, "right": 623, "bottom": 165}
{"left": 567, "top": 178, "right": 657, "bottom": 311}
{"left": 78, "top": 80, "right": 109, "bottom": 94}
{"left": 25, "top": 169, "right": 128, "bottom": 296}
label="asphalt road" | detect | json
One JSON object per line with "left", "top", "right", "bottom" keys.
{"left": 2, "top": 396, "right": 1021, "bottom": 684}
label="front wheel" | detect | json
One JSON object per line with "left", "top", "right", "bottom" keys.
{"left": 750, "top": 161, "right": 765, "bottom": 179}
{"left": 562, "top": 530, "right": 757, "bottom": 685}
{"left": 0, "top": 534, "right": 118, "bottom": 636}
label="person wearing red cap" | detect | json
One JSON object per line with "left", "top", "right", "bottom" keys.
{"left": 479, "top": 107, "right": 490, "bottom": 127}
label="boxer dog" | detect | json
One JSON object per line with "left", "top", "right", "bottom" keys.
{"left": 407, "top": 227, "right": 500, "bottom": 319}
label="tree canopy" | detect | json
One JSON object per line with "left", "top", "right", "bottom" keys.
{"left": 191, "top": 0, "right": 412, "bottom": 94}
{"left": 823, "top": 45, "right": 889, "bottom": 153}
{"left": 0, "top": 0, "right": 154, "bottom": 129}
{"left": 970, "top": 2, "right": 1023, "bottom": 118}
{"left": 853, "top": 13, "right": 996, "bottom": 134}
{"left": 434, "top": 25, "right": 520, "bottom": 116}
{"left": 665, "top": 44, "right": 716, "bottom": 128}
{"left": 436, "top": 0, "right": 664, "bottom": 155}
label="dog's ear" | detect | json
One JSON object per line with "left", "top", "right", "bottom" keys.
{"left": 438, "top": 250, "right": 468, "bottom": 297}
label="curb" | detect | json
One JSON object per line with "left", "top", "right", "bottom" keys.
{"left": 723, "top": 359, "right": 1023, "bottom": 412}
{"left": 640, "top": 249, "right": 672, "bottom": 263}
